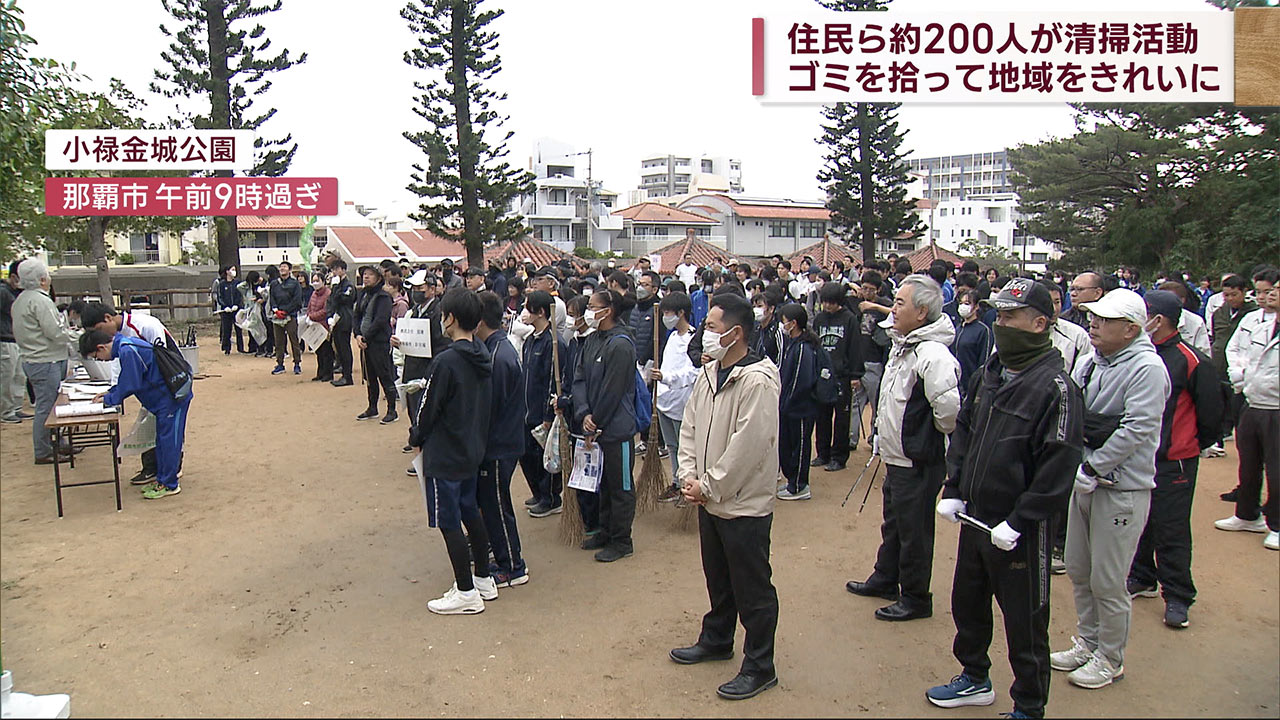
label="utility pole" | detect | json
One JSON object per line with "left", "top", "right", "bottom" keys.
{"left": 568, "top": 148, "right": 594, "bottom": 250}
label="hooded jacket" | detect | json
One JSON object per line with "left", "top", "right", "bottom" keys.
{"left": 1071, "top": 333, "right": 1171, "bottom": 491}
{"left": 677, "top": 352, "right": 781, "bottom": 519}
{"left": 778, "top": 335, "right": 821, "bottom": 419}
{"left": 1152, "top": 331, "right": 1224, "bottom": 461}
{"left": 572, "top": 324, "right": 637, "bottom": 443}
{"left": 875, "top": 315, "right": 961, "bottom": 469}
{"left": 812, "top": 306, "right": 864, "bottom": 382}
{"left": 410, "top": 336, "right": 493, "bottom": 481}
{"left": 483, "top": 329, "right": 526, "bottom": 461}
{"left": 943, "top": 350, "right": 1083, "bottom": 533}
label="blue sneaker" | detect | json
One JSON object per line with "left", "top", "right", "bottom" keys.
{"left": 925, "top": 673, "right": 995, "bottom": 708}
{"left": 271, "top": 365, "right": 286, "bottom": 375}
{"left": 1001, "top": 710, "right": 1033, "bottom": 719}
{"left": 293, "top": 363, "right": 302, "bottom": 375}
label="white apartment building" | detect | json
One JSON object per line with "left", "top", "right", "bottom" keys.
{"left": 915, "top": 192, "right": 1058, "bottom": 274}
{"left": 638, "top": 153, "right": 744, "bottom": 199}
{"left": 906, "top": 150, "right": 1015, "bottom": 203}
{"left": 677, "top": 194, "right": 830, "bottom": 258}
{"left": 518, "top": 139, "right": 622, "bottom": 253}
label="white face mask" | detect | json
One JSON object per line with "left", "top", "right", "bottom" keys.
{"left": 584, "top": 307, "right": 605, "bottom": 330}
{"left": 1144, "top": 317, "right": 1161, "bottom": 337}
{"left": 753, "top": 306, "right": 765, "bottom": 322}
{"left": 702, "top": 328, "right": 734, "bottom": 361}
{"left": 582, "top": 287, "right": 593, "bottom": 297}
{"left": 662, "top": 313, "right": 678, "bottom": 330}
{"left": 311, "top": 280, "right": 324, "bottom": 290}
{"left": 637, "top": 285, "right": 652, "bottom": 300}
{"left": 957, "top": 303, "right": 973, "bottom": 318}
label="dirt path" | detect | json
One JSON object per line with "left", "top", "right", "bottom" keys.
{"left": 2, "top": 349, "right": 1276, "bottom": 717}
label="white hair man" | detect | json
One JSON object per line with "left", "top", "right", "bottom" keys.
{"left": 846, "top": 275, "right": 961, "bottom": 622}
{"left": 10, "top": 259, "right": 73, "bottom": 464}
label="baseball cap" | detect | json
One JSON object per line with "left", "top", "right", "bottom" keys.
{"left": 406, "top": 269, "right": 429, "bottom": 287}
{"left": 1143, "top": 290, "right": 1183, "bottom": 324}
{"left": 1081, "top": 288, "right": 1147, "bottom": 326}
{"left": 807, "top": 266, "right": 821, "bottom": 276}
{"left": 532, "top": 265, "right": 555, "bottom": 278}
{"left": 981, "top": 277, "right": 1054, "bottom": 318}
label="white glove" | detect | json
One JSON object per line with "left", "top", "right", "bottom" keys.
{"left": 991, "top": 521, "right": 1020, "bottom": 551}
{"left": 231, "top": 305, "right": 239, "bottom": 312}
{"left": 1074, "top": 466, "right": 1097, "bottom": 494}
{"left": 328, "top": 315, "right": 340, "bottom": 328}
{"left": 871, "top": 434, "right": 880, "bottom": 457}
{"left": 937, "top": 498, "right": 965, "bottom": 523}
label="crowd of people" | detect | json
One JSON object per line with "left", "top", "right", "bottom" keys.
{"left": 1, "top": 248, "right": 1276, "bottom": 714}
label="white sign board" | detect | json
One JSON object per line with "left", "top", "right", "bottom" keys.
{"left": 394, "top": 317, "right": 433, "bottom": 358}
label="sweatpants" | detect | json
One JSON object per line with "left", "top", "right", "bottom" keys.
{"left": 658, "top": 412, "right": 682, "bottom": 478}
{"left": 578, "top": 487, "right": 601, "bottom": 533}
{"left": 0, "top": 341, "right": 25, "bottom": 418}
{"left": 778, "top": 416, "right": 814, "bottom": 494}
{"left": 697, "top": 509, "right": 778, "bottom": 679}
{"left": 851, "top": 362, "right": 883, "bottom": 447}
{"left": 1065, "top": 487, "right": 1152, "bottom": 668}
{"left": 152, "top": 398, "right": 191, "bottom": 490}
{"left": 363, "top": 342, "right": 397, "bottom": 413}
{"left": 1235, "top": 405, "right": 1279, "bottom": 531}
{"left": 815, "top": 379, "right": 852, "bottom": 465}
{"left": 219, "top": 311, "right": 236, "bottom": 353}
{"left": 599, "top": 439, "right": 636, "bottom": 553}
{"left": 870, "top": 462, "right": 944, "bottom": 609}
{"left": 477, "top": 458, "right": 525, "bottom": 576}
{"left": 273, "top": 317, "right": 301, "bottom": 366}
{"left": 951, "top": 521, "right": 1053, "bottom": 718}
{"left": 519, "top": 425, "right": 559, "bottom": 508}
{"left": 1129, "top": 458, "right": 1198, "bottom": 605}
{"left": 332, "top": 322, "right": 353, "bottom": 378}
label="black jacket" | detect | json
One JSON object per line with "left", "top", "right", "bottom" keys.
{"left": 943, "top": 350, "right": 1084, "bottom": 534}
{"left": 0, "top": 283, "right": 16, "bottom": 342}
{"left": 558, "top": 332, "right": 585, "bottom": 436}
{"left": 483, "top": 330, "right": 525, "bottom": 461}
{"left": 522, "top": 327, "right": 566, "bottom": 427}
{"left": 1153, "top": 331, "right": 1223, "bottom": 462}
{"left": 215, "top": 279, "right": 240, "bottom": 311}
{"left": 410, "top": 337, "right": 493, "bottom": 480}
{"left": 359, "top": 290, "right": 393, "bottom": 344}
{"left": 628, "top": 295, "right": 661, "bottom": 367}
{"left": 402, "top": 298, "right": 451, "bottom": 382}
{"left": 812, "top": 307, "right": 864, "bottom": 382}
{"left": 778, "top": 335, "right": 820, "bottom": 419}
{"left": 572, "top": 325, "right": 637, "bottom": 443}
{"left": 852, "top": 295, "right": 892, "bottom": 365}
{"left": 326, "top": 277, "right": 357, "bottom": 329}
{"left": 270, "top": 276, "right": 304, "bottom": 315}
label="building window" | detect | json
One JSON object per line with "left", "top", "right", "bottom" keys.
{"left": 535, "top": 225, "right": 569, "bottom": 242}
{"left": 701, "top": 159, "right": 713, "bottom": 173}
{"left": 939, "top": 208, "right": 947, "bottom": 217}
{"left": 675, "top": 158, "right": 690, "bottom": 166}
{"left": 768, "top": 220, "right": 796, "bottom": 237}
{"left": 275, "top": 231, "right": 300, "bottom": 248}
{"left": 799, "top": 221, "right": 824, "bottom": 238}
{"left": 694, "top": 227, "right": 710, "bottom": 237}
{"left": 549, "top": 189, "right": 568, "bottom": 205}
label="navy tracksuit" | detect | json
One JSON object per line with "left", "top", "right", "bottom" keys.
{"left": 778, "top": 335, "right": 820, "bottom": 494}
{"left": 521, "top": 327, "right": 566, "bottom": 509}
{"left": 559, "top": 332, "right": 599, "bottom": 530}
{"left": 479, "top": 330, "right": 527, "bottom": 576}
{"left": 103, "top": 336, "right": 191, "bottom": 491}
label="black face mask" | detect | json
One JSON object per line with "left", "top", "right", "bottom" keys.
{"left": 411, "top": 291, "right": 427, "bottom": 305}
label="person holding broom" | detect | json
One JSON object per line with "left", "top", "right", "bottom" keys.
{"left": 521, "top": 290, "right": 567, "bottom": 518}
{"left": 671, "top": 293, "right": 782, "bottom": 701}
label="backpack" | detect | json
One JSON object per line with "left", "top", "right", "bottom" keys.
{"left": 813, "top": 344, "right": 840, "bottom": 406}
{"left": 608, "top": 334, "right": 652, "bottom": 436}
{"left": 150, "top": 336, "right": 193, "bottom": 401}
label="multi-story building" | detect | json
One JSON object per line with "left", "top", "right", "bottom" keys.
{"left": 913, "top": 192, "right": 1058, "bottom": 274}
{"left": 518, "top": 139, "right": 622, "bottom": 253}
{"left": 638, "top": 153, "right": 743, "bottom": 199}
{"left": 676, "top": 194, "right": 829, "bottom": 258}
{"left": 907, "top": 150, "right": 1015, "bottom": 203}
{"left": 609, "top": 203, "right": 722, "bottom": 258}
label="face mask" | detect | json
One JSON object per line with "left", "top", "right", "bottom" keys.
{"left": 1144, "top": 318, "right": 1161, "bottom": 337}
{"left": 993, "top": 324, "right": 1052, "bottom": 371}
{"left": 637, "top": 285, "right": 652, "bottom": 301}
{"left": 702, "top": 328, "right": 735, "bottom": 361}
{"left": 411, "top": 291, "right": 427, "bottom": 305}
{"left": 582, "top": 288, "right": 593, "bottom": 297}
{"left": 753, "top": 306, "right": 765, "bottom": 322}
{"left": 662, "top": 313, "right": 678, "bottom": 330}
{"left": 329, "top": 275, "right": 340, "bottom": 285}
{"left": 957, "top": 303, "right": 972, "bottom": 318}
{"left": 311, "top": 280, "right": 323, "bottom": 290}
{"left": 584, "top": 307, "right": 604, "bottom": 330}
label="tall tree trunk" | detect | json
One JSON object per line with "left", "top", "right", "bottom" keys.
{"left": 88, "top": 216, "right": 114, "bottom": 303}
{"left": 450, "top": 1, "right": 482, "bottom": 268}
{"left": 857, "top": 103, "right": 875, "bottom": 265}
{"left": 206, "top": 0, "right": 239, "bottom": 272}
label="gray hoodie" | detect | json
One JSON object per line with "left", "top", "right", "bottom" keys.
{"left": 1071, "top": 333, "right": 1170, "bottom": 491}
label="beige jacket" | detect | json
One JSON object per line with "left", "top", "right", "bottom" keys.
{"left": 677, "top": 354, "right": 781, "bottom": 519}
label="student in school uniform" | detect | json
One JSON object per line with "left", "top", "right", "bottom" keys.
{"left": 776, "top": 303, "right": 821, "bottom": 501}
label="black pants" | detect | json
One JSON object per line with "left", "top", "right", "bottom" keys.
{"left": 477, "top": 457, "right": 524, "bottom": 575}
{"left": 1130, "top": 458, "right": 1198, "bottom": 605}
{"left": 1236, "top": 405, "right": 1279, "bottom": 531}
{"left": 815, "top": 381, "right": 852, "bottom": 464}
{"left": 870, "top": 462, "right": 944, "bottom": 608}
{"left": 1221, "top": 383, "right": 1245, "bottom": 440}
{"left": 951, "top": 522, "right": 1052, "bottom": 719}
{"left": 578, "top": 486, "right": 601, "bottom": 533}
{"left": 778, "top": 416, "right": 814, "bottom": 494}
{"left": 599, "top": 439, "right": 636, "bottom": 553}
{"left": 406, "top": 388, "right": 424, "bottom": 444}
{"left": 698, "top": 509, "right": 779, "bottom": 679}
{"left": 313, "top": 339, "right": 334, "bottom": 380}
{"left": 364, "top": 342, "right": 397, "bottom": 413}
{"left": 259, "top": 307, "right": 274, "bottom": 355}
{"left": 219, "top": 312, "right": 235, "bottom": 353}
{"left": 519, "top": 426, "right": 560, "bottom": 508}
{"left": 332, "top": 323, "right": 353, "bottom": 379}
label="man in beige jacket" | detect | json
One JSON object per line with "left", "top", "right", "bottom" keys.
{"left": 670, "top": 294, "right": 782, "bottom": 701}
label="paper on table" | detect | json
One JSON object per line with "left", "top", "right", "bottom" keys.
{"left": 54, "top": 403, "right": 118, "bottom": 418}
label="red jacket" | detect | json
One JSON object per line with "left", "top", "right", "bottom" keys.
{"left": 1153, "top": 331, "right": 1223, "bottom": 462}
{"left": 307, "top": 286, "right": 330, "bottom": 328}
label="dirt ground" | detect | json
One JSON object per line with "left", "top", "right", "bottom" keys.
{"left": 1, "top": 346, "right": 1277, "bottom": 718}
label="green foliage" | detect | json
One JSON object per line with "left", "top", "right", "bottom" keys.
{"left": 190, "top": 239, "right": 218, "bottom": 264}
{"left": 957, "top": 237, "right": 1019, "bottom": 275}
{"left": 116, "top": 252, "right": 135, "bottom": 265}
{"left": 572, "top": 247, "right": 629, "bottom": 260}
{"left": 402, "top": 0, "right": 536, "bottom": 268}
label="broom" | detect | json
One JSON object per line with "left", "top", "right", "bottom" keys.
{"left": 635, "top": 310, "right": 669, "bottom": 515}
{"left": 552, "top": 330, "right": 584, "bottom": 547}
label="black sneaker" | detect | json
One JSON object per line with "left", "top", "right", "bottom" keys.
{"left": 406, "top": 466, "right": 417, "bottom": 477}
{"left": 581, "top": 531, "right": 608, "bottom": 550}
{"left": 1164, "top": 600, "right": 1190, "bottom": 629}
{"left": 380, "top": 411, "right": 398, "bottom": 425}
{"left": 1220, "top": 487, "right": 1239, "bottom": 502}
{"left": 331, "top": 377, "right": 353, "bottom": 387}
{"left": 402, "top": 444, "right": 416, "bottom": 454}
{"left": 810, "top": 456, "right": 829, "bottom": 467}
{"left": 657, "top": 445, "right": 669, "bottom": 458}
{"left": 528, "top": 502, "right": 562, "bottom": 518}
{"left": 594, "top": 545, "right": 634, "bottom": 563}
{"left": 824, "top": 460, "right": 846, "bottom": 472}
{"left": 130, "top": 469, "right": 158, "bottom": 486}
{"left": 1127, "top": 578, "right": 1158, "bottom": 599}
{"left": 524, "top": 496, "right": 540, "bottom": 507}
{"left": 356, "top": 409, "right": 379, "bottom": 421}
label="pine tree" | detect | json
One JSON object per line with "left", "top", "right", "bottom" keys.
{"left": 814, "top": 0, "right": 920, "bottom": 264}
{"left": 402, "top": 0, "right": 535, "bottom": 268}
{"left": 151, "top": 0, "right": 306, "bottom": 271}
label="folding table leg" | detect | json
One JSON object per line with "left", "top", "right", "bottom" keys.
{"left": 111, "top": 421, "right": 122, "bottom": 511}
{"left": 52, "top": 428, "right": 64, "bottom": 518}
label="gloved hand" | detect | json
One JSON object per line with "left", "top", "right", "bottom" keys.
{"left": 1074, "top": 466, "right": 1097, "bottom": 494}
{"left": 991, "top": 521, "right": 1020, "bottom": 551}
{"left": 871, "top": 434, "right": 880, "bottom": 457}
{"left": 329, "top": 315, "right": 340, "bottom": 328}
{"left": 231, "top": 305, "right": 239, "bottom": 312}
{"left": 274, "top": 309, "right": 287, "bottom": 319}
{"left": 936, "top": 498, "right": 965, "bottom": 523}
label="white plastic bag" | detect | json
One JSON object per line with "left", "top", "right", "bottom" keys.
{"left": 235, "top": 306, "right": 267, "bottom": 344}
{"left": 542, "top": 415, "right": 562, "bottom": 474}
{"left": 120, "top": 410, "right": 156, "bottom": 456}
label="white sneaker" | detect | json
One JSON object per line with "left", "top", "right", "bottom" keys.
{"left": 1200, "top": 445, "right": 1225, "bottom": 459}
{"left": 1067, "top": 651, "right": 1124, "bottom": 689}
{"left": 1050, "top": 636, "right": 1094, "bottom": 672}
{"left": 777, "top": 487, "right": 811, "bottom": 501}
{"left": 1214, "top": 515, "right": 1270, "bottom": 533}
{"left": 427, "top": 584, "right": 484, "bottom": 615}
{"left": 1265, "top": 531, "right": 1279, "bottom": 551}
{"left": 472, "top": 575, "right": 498, "bottom": 601}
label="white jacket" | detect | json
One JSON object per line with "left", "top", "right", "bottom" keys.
{"left": 656, "top": 328, "right": 697, "bottom": 420}
{"left": 875, "top": 315, "right": 961, "bottom": 468}
{"left": 1226, "top": 309, "right": 1277, "bottom": 392}
{"left": 1050, "top": 318, "right": 1092, "bottom": 376}
{"left": 1178, "top": 310, "right": 1210, "bottom": 356}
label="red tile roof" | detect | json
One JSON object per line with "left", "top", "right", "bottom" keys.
{"left": 708, "top": 195, "right": 830, "bottom": 221}
{"left": 478, "top": 237, "right": 585, "bottom": 271}
{"left": 789, "top": 237, "right": 860, "bottom": 269}
{"left": 649, "top": 234, "right": 726, "bottom": 276}
{"left": 237, "top": 215, "right": 308, "bottom": 230}
{"left": 327, "top": 226, "right": 395, "bottom": 262}
{"left": 680, "top": 204, "right": 723, "bottom": 218}
{"left": 394, "top": 230, "right": 465, "bottom": 260}
{"left": 903, "top": 241, "right": 968, "bottom": 272}
{"left": 612, "top": 202, "right": 718, "bottom": 225}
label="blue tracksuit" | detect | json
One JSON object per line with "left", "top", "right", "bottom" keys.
{"left": 103, "top": 335, "right": 191, "bottom": 490}
{"left": 479, "top": 329, "right": 526, "bottom": 575}
{"left": 777, "top": 335, "right": 819, "bottom": 493}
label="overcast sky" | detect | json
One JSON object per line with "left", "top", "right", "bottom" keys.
{"left": 24, "top": 0, "right": 1218, "bottom": 215}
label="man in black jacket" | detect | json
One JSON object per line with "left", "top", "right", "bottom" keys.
{"left": 811, "top": 282, "right": 864, "bottom": 471}
{"left": 410, "top": 288, "right": 495, "bottom": 615}
{"left": 355, "top": 267, "right": 397, "bottom": 423}
{"left": 521, "top": 291, "right": 568, "bottom": 518}
{"left": 327, "top": 260, "right": 357, "bottom": 386}
{"left": 269, "top": 260, "right": 304, "bottom": 375}
{"left": 398, "top": 271, "right": 449, "bottom": 454}
{"left": 926, "top": 280, "right": 1083, "bottom": 719}
{"left": 630, "top": 270, "right": 663, "bottom": 368}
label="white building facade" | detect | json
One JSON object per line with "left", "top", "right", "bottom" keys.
{"left": 638, "top": 153, "right": 744, "bottom": 199}
{"left": 915, "top": 192, "right": 1058, "bottom": 273}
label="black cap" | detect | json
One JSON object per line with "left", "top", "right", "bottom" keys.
{"left": 532, "top": 265, "right": 555, "bottom": 278}
{"left": 982, "top": 277, "right": 1054, "bottom": 318}
{"left": 1144, "top": 290, "right": 1183, "bottom": 324}
{"left": 464, "top": 266, "right": 484, "bottom": 277}
{"left": 440, "top": 258, "right": 454, "bottom": 267}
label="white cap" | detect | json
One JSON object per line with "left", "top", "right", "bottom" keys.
{"left": 1080, "top": 288, "right": 1147, "bottom": 326}
{"left": 406, "top": 269, "right": 429, "bottom": 287}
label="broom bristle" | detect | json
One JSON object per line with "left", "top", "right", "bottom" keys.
{"left": 635, "top": 422, "right": 668, "bottom": 515}
{"left": 557, "top": 428, "right": 585, "bottom": 546}
{"left": 673, "top": 499, "right": 699, "bottom": 532}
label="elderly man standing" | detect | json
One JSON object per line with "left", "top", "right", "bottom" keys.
{"left": 1063, "top": 272, "right": 1105, "bottom": 329}
{"left": 1051, "top": 288, "right": 1170, "bottom": 690}
{"left": 1, "top": 260, "right": 32, "bottom": 424}
{"left": 11, "top": 259, "right": 73, "bottom": 464}
{"left": 846, "top": 275, "right": 960, "bottom": 622}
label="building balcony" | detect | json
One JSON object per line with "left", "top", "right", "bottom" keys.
{"left": 526, "top": 204, "right": 578, "bottom": 219}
